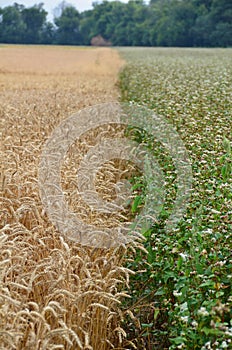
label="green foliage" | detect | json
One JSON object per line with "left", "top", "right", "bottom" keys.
{"left": 0, "top": 4, "right": 26, "bottom": 43}
{"left": 54, "top": 6, "right": 81, "bottom": 45}
{"left": 0, "top": 3, "right": 48, "bottom": 44}
{"left": 119, "top": 48, "right": 232, "bottom": 349}
{"left": 21, "top": 4, "right": 47, "bottom": 43}
{"left": 149, "top": 0, "right": 197, "bottom": 47}
{"left": 0, "top": 0, "right": 232, "bottom": 47}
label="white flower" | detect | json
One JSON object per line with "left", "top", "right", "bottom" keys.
{"left": 198, "top": 307, "right": 209, "bottom": 317}
{"left": 179, "top": 253, "right": 188, "bottom": 261}
{"left": 204, "top": 341, "right": 212, "bottom": 349}
{"left": 191, "top": 320, "right": 198, "bottom": 328}
{"left": 180, "top": 302, "right": 188, "bottom": 312}
{"left": 173, "top": 290, "right": 182, "bottom": 297}
{"left": 221, "top": 341, "right": 228, "bottom": 348}
{"left": 225, "top": 328, "right": 232, "bottom": 337}
{"left": 203, "top": 228, "right": 213, "bottom": 234}
{"left": 180, "top": 316, "right": 189, "bottom": 323}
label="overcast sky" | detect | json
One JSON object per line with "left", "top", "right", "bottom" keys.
{"left": 0, "top": 0, "right": 136, "bottom": 21}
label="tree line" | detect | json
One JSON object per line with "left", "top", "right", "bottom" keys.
{"left": 0, "top": 0, "right": 231, "bottom": 47}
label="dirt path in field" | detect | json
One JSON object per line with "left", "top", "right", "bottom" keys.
{"left": 0, "top": 46, "right": 130, "bottom": 350}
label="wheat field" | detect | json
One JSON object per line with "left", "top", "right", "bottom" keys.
{"left": 0, "top": 45, "right": 138, "bottom": 350}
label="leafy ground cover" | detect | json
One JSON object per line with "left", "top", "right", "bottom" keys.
{"left": 118, "top": 48, "right": 232, "bottom": 349}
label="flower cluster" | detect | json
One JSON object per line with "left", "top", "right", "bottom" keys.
{"left": 119, "top": 47, "right": 232, "bottom": 349}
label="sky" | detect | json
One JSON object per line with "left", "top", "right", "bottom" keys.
{"left": 0, "top": 0, "right": 134, "bottom": 21}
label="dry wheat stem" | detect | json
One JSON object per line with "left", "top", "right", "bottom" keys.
{"left": 0, "top": 45, "right": 141, "bottom": 350}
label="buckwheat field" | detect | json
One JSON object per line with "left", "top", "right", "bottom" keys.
{"left": 1, "top": 45, "right": 232, "bottom": 350}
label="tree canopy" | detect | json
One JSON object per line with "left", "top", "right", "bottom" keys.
{"left": 0, "top": 0, "right": 231, "bottom": 47}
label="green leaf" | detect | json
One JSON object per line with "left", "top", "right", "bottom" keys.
{"left": 141, "top": 322, "right": 153, "bottom": 328}
{"left": 155, "top": 288, "right": 165, "bottom": 296}
{"left": 199, "top": 281, "right": 214, "bottom": 288}
{"left": 171, "top": 336, "right": 187, "bottom": 345}
{"left": 223, "top": 137, "right": 231, "bottom": 154}
{"left": 131, "top": 195, "right": 143, "bottom": 213}
{"left": 221, "top": 163, "right": 231, "bottom": 179}
{"left": 131, "top": 182, "right": 144, "bottom": 191}
{"left": 154, "top": 309, "right": 160, "bottom": 321}
{"left": 201, "top": 327, "right": 225, "bottom": 336}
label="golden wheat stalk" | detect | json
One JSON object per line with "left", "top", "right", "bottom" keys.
{"left": 0, "top": 45, "right": 142, "bottom": 350}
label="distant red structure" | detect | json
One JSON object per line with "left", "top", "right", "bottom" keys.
{"left": 91, "top": 35, "right": 112, "bottom": 46}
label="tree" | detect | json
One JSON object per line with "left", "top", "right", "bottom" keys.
{"left": 0, "top": 0, "right": 231, "bottom": 47}
{"left": 120, "top": 0, "right": 150, "bottom": 46}
{"left": 192, "top": 14, "right": 213, "bottom": 46}
{"left": 21, "top": 4, "right": 47, "bottom": 43}
{"left": 211, "top": 22, "right": 232, "bottom": 47}
{"left": 53, "top": 1, "right": 73, "bottom": 19}
{"left": 191, "top": 0, "right": 232, "bottom": 46}
{"left": 87, "top": 0, "right": 149, "bottom": 46}
{"left": 54, "top": 6, "right": 82, "bottom": 45}
{"left": 209, "top": 0, "right": 232, "bottom": 46}
{"left": 40, "top": 22, "right": 56, "bottom": 44}
{"left": 149, "top": 0, "right": 197, "bottom": 47}
{"left": 0, "top": 4, "right": 26, "bottom": 43}
{"left": 79, "top": 10, "right": 95, "bottom": 45}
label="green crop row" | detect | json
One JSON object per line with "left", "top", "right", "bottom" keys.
{"left": 118, "top": 48, "right": 232, "bottom": 349}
